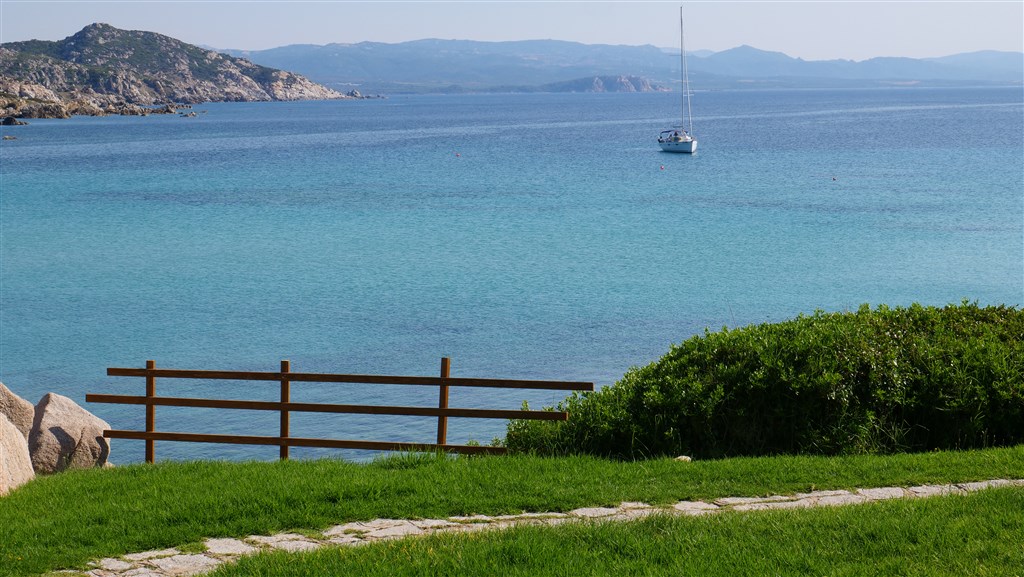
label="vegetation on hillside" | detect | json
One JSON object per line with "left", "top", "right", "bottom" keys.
{"left": 507, "top": 301, "right": 1024, "bottom": 458}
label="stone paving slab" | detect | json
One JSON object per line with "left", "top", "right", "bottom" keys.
{"left": 714, "top": 494, "right": 792, "bottom": 506}
{"left": 323, "top": 522, "right": 368, "bottom": 537}
{"left": 793, "top": 489, "right": 851, "bottom": 499}
{"left": 412, "top": 518, "right": 458, "bottom": 529}
{"left": 64, "top": 478, "right": 1023, "bottom": 577}
{"left": 909, "top": 483, "right": 965, "bottom": 497}
{"left": 97, "top": 559, "right": 134, "bottom": 572}
{"left": 148, "top": 555, "right": 221, "bottom": 576}
{"left": 491, "top": 512, "right": 567, "bottom": 521}
{"left": 121, "top": 549, "right": 180, "bottom": 563}
{"left": 361, "top": 518, "right": 411, "bottom": 530}
{"left": 958, "top": 480, "right": 1003, "bottom": 491}
{"left": 364, "top": 521, "right": 425, "bottom": 539}
{"left": 815, "top": 494, "right": 868, "bottom": 507}
{"left": 569, "top": 506, "right": 620, "bottom": 518}
{"left": 733, "top": 498, "right": 818, "bottom": 512}
{"left": 857, "top": 486, "right": 906, "bottom": 500}
{"left": 326, "top": 534, "right": 362, "bottom": 546}
{"left": 121, "top": 569, "right": 165, "bottom": 577}
{"left": 203, "top": 539, "right": 256, "bottom": 556}
{"left": 672, "top": 500, "right": 720, "bottom": 515}
{"left": 246, "top": 533, "right": 307, "bottom": 546}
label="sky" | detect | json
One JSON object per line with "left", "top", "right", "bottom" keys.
{"left": 0, "top": 1, "right": 1021, "bottom": 61}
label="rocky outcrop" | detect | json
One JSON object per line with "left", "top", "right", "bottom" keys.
{"left": 0, "top": 384, "right": 114, "bottom": 493}
{"left": 29, "top": 393, "right": 110, "bottom": 474}
{"left": 0, "top": 381, "right": 34, "bottom": 438}
{"left": 539, "top": 75, "right": 667, "bottom": 93}
{"left": 0, "top": 75, "right": 185, "bottom": 118}
{"left": 0, "top": 23, "right": 353, "bottom": 119}
{"left": 1, "top": 413, "right": 34, "bottom": 496}
{"left": 0, "top": 75, "right": 62, "bottom": 101}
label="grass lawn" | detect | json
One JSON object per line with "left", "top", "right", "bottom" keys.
{"left": 212, "top": 487, "right": 1024, "bottom": 577}
{"left": 1, "top": 445, "right": 1022, "bottom": 576}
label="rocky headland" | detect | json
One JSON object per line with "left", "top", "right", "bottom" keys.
{"left": 0, "top": 23, "right": 367, "bottom": 120}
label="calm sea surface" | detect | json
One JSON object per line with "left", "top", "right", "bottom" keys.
{"left": 2, "top": 88, "right": 1021, "bottom": 463}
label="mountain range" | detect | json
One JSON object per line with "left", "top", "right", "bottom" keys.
{"left": 1, "top": 23, "right": 1020, "bottom": 120}
{"left": 223, "top": 38, "right": 1024, "bottom": 93}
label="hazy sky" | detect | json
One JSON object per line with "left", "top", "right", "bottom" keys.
{"left": 1, "top": 1, "right": 1021, "bottom": 61}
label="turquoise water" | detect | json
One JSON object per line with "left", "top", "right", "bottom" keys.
{"left": 2, "top": 88, "right": 1021, "bottom": 462}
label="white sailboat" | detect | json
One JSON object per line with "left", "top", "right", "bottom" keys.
{"left": 658, "top": 6, "right": 697, "bottom": 154}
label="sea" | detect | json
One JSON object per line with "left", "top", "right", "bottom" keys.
{"left": 1, "top": 87, "right": 1022, "bottom": 464}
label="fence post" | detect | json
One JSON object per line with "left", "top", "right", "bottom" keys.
{"left": 145, "top": 359, "right": 156, "bottom": 463}
{"left": 437, "top": 357, "right": 450, "bottom": 445}
{"left": 280, "top": 360, "right": 290, "bottom": 460}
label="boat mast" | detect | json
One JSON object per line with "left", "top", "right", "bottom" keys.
{"left": 680, "top": 5, "right": 694, "bottom": 136}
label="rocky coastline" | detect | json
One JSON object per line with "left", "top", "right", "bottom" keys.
{"left": 0, "top": 77, "right": 187, "bottom": 119}
{"left": 0, "top": 79, "right": 374, "bottom": 121}
{"left": 0, "top": 24, "right": 379, "bottom": 121}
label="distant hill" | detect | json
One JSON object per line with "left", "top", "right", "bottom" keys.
{"left": 224, "top": 39, "right": 1024, "bottom": 93}
{"left": 225, "top": 39, "right": 673, "bottom": 93}
{"left": 698, "top": 45, "right": 1023, "bottom": 83}
{"left": 926, "top": 51, "right": 1024, "bottom": 80}
{"left": 0, "top": 23, "right": 351, "bottom": 118}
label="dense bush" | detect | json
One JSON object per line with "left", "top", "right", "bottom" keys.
{"left": 506, "top": 302, "right": 1024, "bottom": 458}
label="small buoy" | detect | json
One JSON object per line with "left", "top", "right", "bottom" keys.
{"left": 455, "top": 152, "right": 461, "bottom": 157}
{"left": 660, "top": 165, "right": 665, "bottom": 170}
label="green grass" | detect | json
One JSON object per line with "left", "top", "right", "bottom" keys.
{"left": 1, "top": 446, "right": 1022, "bottom": 576}
{"left": 212, "top": 487, "right": 1024, "bottom": 577}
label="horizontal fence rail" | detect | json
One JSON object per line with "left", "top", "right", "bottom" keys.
{"left": 87, "top": 358, "right": 593, "bottom": 462}
{"left": 104, "top": 368, "right": 592, "bottom": 390}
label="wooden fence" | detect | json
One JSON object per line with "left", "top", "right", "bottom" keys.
{"left": 86, "top": 358, "right": 593, "bottom": 462}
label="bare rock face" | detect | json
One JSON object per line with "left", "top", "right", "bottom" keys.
{"left": 0, "top": 74, "right": 62, "bottom": 101}
{"left": 28, "top": 393, "right": 110, "bottom": 474}
{"left": 1, "top": 413, "right": 34, "bottom": 495}
{"left": 0, "top": 382, "right": 34, "bottom": 439}
{"left": 0, "top": 24, "right": 348, "bottom": 117}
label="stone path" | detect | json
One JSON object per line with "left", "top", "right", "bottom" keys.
{"left": 59, "top": 478, "right": 1023, "bottom": 577}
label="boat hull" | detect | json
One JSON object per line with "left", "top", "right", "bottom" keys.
{"left": 659, "top": 139, "right": 697, "bottom": 154}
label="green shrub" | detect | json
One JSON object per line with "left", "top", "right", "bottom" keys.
{"left": 506, "top": 301, "right": 1024, "bottom": 458}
